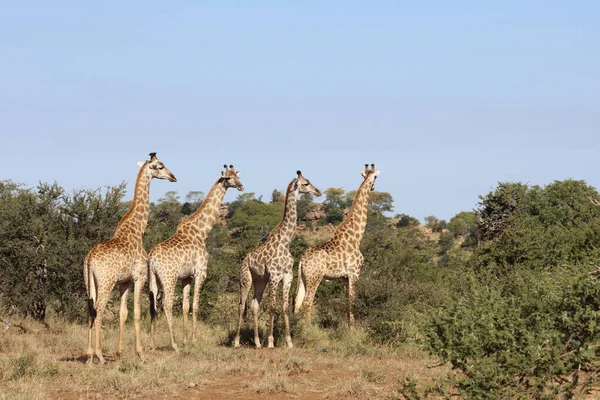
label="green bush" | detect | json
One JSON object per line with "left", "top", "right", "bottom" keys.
{"left": 425, "top": 267, "right": 600, "bottom": 399}
{"left": 424, "top": 180, "right": 600, "bottom": 399}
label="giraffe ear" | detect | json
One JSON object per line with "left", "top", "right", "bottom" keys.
{"left": 360, "top": 171, "right": 367, "bottom": 178}
{"left": 235, "top": 170, "right": 242, "bottom": 177}
{"left": 374, "top": 170, "right": 380, "bottom": 177}
{"left": 137, "top": 161, "right": 145, "bottom": 168}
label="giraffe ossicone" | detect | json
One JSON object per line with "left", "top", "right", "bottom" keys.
{"left": 148, "top": 164, "right": 243, "bottom": 351}
{"left": 234, "top": 170, "right": 321, "bottom": 349}
{"left": 84, "top": 152, "right": 177, "bottom": 365}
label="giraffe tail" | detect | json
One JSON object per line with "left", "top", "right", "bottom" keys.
{"left": 148, "top": 258, "right": 158, "bottom": 322}
{"left": 149, "top": 292, "right": 157, "bottom": 321}
{"left": 84, "top": 256, "right": 97, "bottom": 319}
{"left": 87, "top": 299, "right": 96, "bottom": 319}
{"left": 294, "top": 261, "right": 306, "bottom": 314}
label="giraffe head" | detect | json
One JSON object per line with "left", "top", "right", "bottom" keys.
{"left": 360, "top": 163, "right": 380, "bottom": 191}
{"left": 220, "top": 165, "right": 244, "bottom": 191}
{"left": 137, "top": 152, "right": 177, "bottom": 182}
{"left": 296, "top": 170, "right": 322, "bottom": 197}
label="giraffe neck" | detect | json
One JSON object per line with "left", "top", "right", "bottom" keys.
{"left": 112, "top": 163, "right": 152, "bottom": 243}
{"left": 335, "top": 179, "right": 372, "bottom": 244}
{"left": 180, "top": 180, "right": 227, "bottom": 240}
{"left": 269, "top": 179, "right": 299, "bottom": 247}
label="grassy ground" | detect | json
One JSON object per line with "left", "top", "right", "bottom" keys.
{"left": 0, "top": 314, "right": 450, "bottom": 399}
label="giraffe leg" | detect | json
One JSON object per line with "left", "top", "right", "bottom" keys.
{"left": 303, "top": 278, "right": 322, "bottom": 325}
{"left": 234, "top": 261, "right": 252, "bottom": 348}
{"left": 116, "top": 282, "right": 130, "bottom": 358}
{"left": 267, "top": 277, "right": 280, "bottom": 349}
{"left": 162, "top": 280, "right": 178, "bottom": 352}
{"left": 346, "top": 277, "right": 356, "bottom": 328}
{"left": 133, "top": 277, "right": 145, "bottom": 361}
{"left": 251, "top": 278, "right": 267, "bottom": 349}
{"left": 182, "top": 278, "right": 192, "bottom": 345}
{"left": 94, "top": 286, "right": 112, "bottom": 365}
{"left": 191, "top": 272, "right": 206, "bottom": 342}
{"left": 282, "top": 270, "right": 293, "bottom": 348}
{"left": 87, "top": 313, "right": 95, "bottom": 364}
{"left": 86, "top": 276, "right": 97, "bottom": 364}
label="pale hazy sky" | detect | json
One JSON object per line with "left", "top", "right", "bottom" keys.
{"left": 2, "top": 1, "right": 599, "bottom": 221}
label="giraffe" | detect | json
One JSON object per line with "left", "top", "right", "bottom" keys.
{"left": 84, "top": 152, "right": 177, "bottom": 364}
{"left": 294, "top": 164, "right": 380, "bottom": 327}
{"left": 233, "top": 171, "right": 321, "bottom": 349}
{"left": 149, "top": 165, "right": 243, "bottom": 351}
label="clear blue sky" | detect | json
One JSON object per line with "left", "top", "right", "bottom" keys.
{"left": 2, "top": 1, "right": 599, "bottom": 221}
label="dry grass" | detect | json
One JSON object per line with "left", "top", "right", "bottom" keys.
{"left": 0, "top": 316, "right": 450, "bottom": 399}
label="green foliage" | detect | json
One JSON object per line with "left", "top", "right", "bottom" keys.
{"left": 475, "top": 180, "right": 600, "bottom": 274}
{"left": 437, "top": 231, "right": 454, "bottom": 256}
{"left": 357, "top": 214, "right": 442, "bottom": 344}
{"left": 325, "top": 207, "right": 344, "bottom": 225}
{"left": 395, "top": 213, "right": 420, "bottom": 228}
{"left": 228, "top": 200, "right": 283, "bottom": 249}
{"left": 323, "top": 188, "right": 346, "bottom": 209}
{"left": 476, "top": 181, "right": 528, "bottom": 241}
{"left": 447, "top": 211, "right": 478, "bottom": 247}
{"left": 181, "top": 191, "right": 205, "bottom": 215}
{"left": 0, "top": 180, "right": 127, "bottom": 321}
{"left": 296, "top": 193, "right": 315, "bottom": 221}
{"left": 144, "top": 190, "right": 184, "bottom": 249}
{"left": 426, "top": 268, "right": 600, "bottom": 399}
{"left": 368, "top": 191, "right": 394, "bottom": 214}
{"left": 227, "top": 192, "right": 258, "bottom": 217}
{"left": 270, "top": 189, "right": 284, "bottom": 204}
{"left": 424, "top": 215, "right": 447, "bottom": 232}
{"left": 323, "top": 188, "right": 347, "bottom": 225}
{"left": 425, "top": 180, "right": 600, "bottom": 398}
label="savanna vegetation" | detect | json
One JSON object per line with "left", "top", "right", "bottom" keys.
{"left": 1, "top": 177, "right": 600, "bottom": 399}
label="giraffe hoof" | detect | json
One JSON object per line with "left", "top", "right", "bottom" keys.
{"left": 255, "top": 342, "right": 262, "bottom": 349}
{"left": 98, "top": 356, "right": 106, "bottom": 365}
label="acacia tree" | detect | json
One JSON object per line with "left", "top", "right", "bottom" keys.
{"left": 395, "top": 213, "right": 420, "bottom": 228}
{"left": 270, "top": 189, "right": 284, "bottom": 204}
{"left": 424, "top": 215, "right": 447, "bottom": 232}
{"left": 323, "top": 188, "right": 346, "bottom": 224}
{"left": 367, "top": 191, "right": 394, "bottom": 214}
{"left": 181, "top": 191, "right": 205, "bottom": 215}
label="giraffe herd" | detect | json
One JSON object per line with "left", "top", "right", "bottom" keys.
{"left": 84, "top": 153, "right": 380, "bottom": 364}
